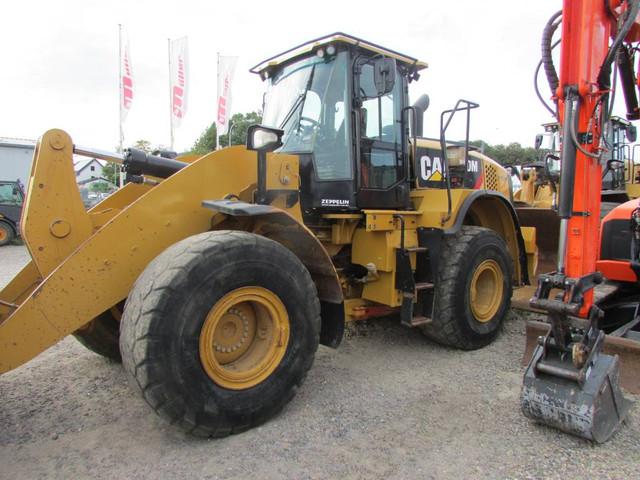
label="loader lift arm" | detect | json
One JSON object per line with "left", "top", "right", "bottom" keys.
{"left": 522, "top": 0, "right": 640, "bottom": 442}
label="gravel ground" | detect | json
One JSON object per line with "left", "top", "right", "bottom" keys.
{"left": 1, "top": 244, "right": 639, "bottom": 479}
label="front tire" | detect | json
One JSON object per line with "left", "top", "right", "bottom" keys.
{"left": 73, "top": 305, "right": 123, "bottom": 361}
{"left": 421, "top": 226, "right": 513, "bottom": 350}
{"left": 119, "top": 231, "right": 320, "bottom": 437}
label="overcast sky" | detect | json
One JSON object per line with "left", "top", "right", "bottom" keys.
{"left": 3, "top": 1, "right": 573, "bottom": 152}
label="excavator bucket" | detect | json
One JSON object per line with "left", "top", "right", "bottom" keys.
{"left": 522, "top": 341, "right": 632, "bottom": 443}
{"left": 523, "top": 320, "right": 640, "bottom": 393}
{"left": 515, "top": 206, "right": 560, "bottom": 274}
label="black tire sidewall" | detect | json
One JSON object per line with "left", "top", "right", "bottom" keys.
{"left": 73, "top": 309, "right": 122, "bottom": 361}
{"left": 137, "top": 233, "right": 319, "bottom": 430}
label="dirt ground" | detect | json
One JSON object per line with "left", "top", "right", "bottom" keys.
{"left": 1, "top": 244, "right": 639, "bottom": 479}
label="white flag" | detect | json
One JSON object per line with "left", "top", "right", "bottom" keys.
{"left": 217, "top": 55, "right": 238, "bottom": 135}
{"left": 120, "top": 27, "right": 134, "bottom": 122}
{"left": 170, "top": 37, "right": 189, "bottom": 129}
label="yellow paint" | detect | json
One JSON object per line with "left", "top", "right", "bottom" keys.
{"left": 21, "top": 130, "right": 94, "bottom": 277}
{"left": 251, "top": 33, "right": 428, "bottom": 75}
{"left": 520, "top": 226, "right": 539, "bottom": 280}
{"left": 469, "top": 259, "right": 503, "bottom": 323}
{"left": 0, "top": 131, "right": 335, "bottom": 374}
{"left": 199, "top": 286, "right": 290, "bottom": 390}
{"left": 627, "top": 182, "right": 640, "bottom": 199}
{"left": 265, "top": 153, "right": 299, "bottom": 191}
{"left": 1, "top": 124, "right": 533, "bottom": 374}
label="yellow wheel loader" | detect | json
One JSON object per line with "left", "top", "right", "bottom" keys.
{"left": 0, "top": 33, "right": 536, "bottom": 437}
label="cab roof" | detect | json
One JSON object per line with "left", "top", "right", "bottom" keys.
{"left": 250, "top": 32, "right": 428, "bottom": 76}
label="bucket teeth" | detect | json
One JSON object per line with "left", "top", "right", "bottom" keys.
{"left": 521, "top": 345, "right": 633, "bottom": 443}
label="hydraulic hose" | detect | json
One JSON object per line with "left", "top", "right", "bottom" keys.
{"left": 542, "top": 11, "right": 562, "bottom": 96}
{"left": 598, "top": 0, "right": 640, "bottom": 91}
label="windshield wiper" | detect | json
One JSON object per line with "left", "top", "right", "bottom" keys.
{"left": 278, "top": 64, "right": 317, "bottom": 131}
{"left": 279, "top": 92, "right": 306, "bottom": 130}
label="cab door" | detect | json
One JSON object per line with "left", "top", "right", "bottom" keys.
{"left": 354, "top": 58, "right": 410, "bottom": 210}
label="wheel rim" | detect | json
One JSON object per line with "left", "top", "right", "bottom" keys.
{"left": 199, "top": 286, "right": 290, "bottom": 390}
{"left": 0, "top": 227, "right": 7, "bottom": 242}
{"left": 469, "top": 259, "right": 503, "bottom": 323}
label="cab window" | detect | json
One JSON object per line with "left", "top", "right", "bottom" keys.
{"left": 358, "top": 61, "right": 403, "bottom": 189}
{"left": 0, "top": 183, "right": 23, "bottom": 206}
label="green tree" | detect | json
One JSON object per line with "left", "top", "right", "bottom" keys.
{"left": 90, "top": 181, "right": 112, "bottom": 193}
{"left": 192, "top": 123, "right": 218, "bottom": 154}
{"left": 102, "top": 163, "right": 119, "bottom": 185}
{"left": 470, "top": 140, "right": 537, "bottom": 166}
{"left": 220, "top": 111, "right": 263, "bottom": 147}
{"left": 191, "top": 111, "right": 263, "bottom": 154}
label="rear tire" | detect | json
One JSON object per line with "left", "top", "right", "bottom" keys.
{"left": 119, "top": 231, "right": 320, "bottom": 437}
{"left": 73, "top": 304, "right": 123, "bottom": 361}
{"left": 0, "top": 221, "right": 14, "bottom": 246}
{"left": 421, "top": 226, "right": 512, "bottom": 350}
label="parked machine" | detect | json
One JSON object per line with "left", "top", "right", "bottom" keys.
{"left": 514, "top": 116, "right": 634, "bottom": 273}
{"left": 0, "top": 180, "right": 24, "bottom": 246}
{"left": 521, "top": 0, "right": 640, "bottom": 443}
{"left": 0, "top": 33, "right": 536, "bottom": 437}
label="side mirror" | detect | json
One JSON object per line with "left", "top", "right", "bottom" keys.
{"left": 373, "top": 57, "right": 396, "bottom": 96}
{"left": 246, "top": 125, "right": 284, "bottom": 153}
{"left": 534, "top": 134, "right": 544, "bottom": 150}
{"left": 627, "top": 125, "right": 638, "bottom": 143}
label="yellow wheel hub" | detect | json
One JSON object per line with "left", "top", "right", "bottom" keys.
{"left": 469, "top": 259, "right": 503, "bottom": 323}
{"left": 0, "top": 227, "right": 7, "bottom": 242}
{"left": 199, "top": 286, "right": 290, "bottom": 390}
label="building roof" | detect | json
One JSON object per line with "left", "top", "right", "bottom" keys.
{"left": 250, "top": 32, "right": 428, "bottom": 76}
{"left": 74, "top": 157, "right": 105, "bottom": 174}
{"left": 0, "top": 137, "right": 36, "bottom": 149}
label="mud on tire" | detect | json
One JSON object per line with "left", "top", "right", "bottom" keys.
{"left": 119, "top": 230, "right": 320, "bottom": 437}
{"left": 421, "top": 226, "right": 513, "bottom": 350}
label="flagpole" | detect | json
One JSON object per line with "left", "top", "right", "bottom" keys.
{"left": 216, "top": 52, "right": 220, "bottom": 150}
{"left": 168, "top": 38, "right": 175, "bottom": 151}
{"left": 118, "top": 24, "right": 124, "bottom": 187}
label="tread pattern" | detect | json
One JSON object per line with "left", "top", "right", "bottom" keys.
{"left": 421, "top": 226, "right": 513, "bottom": 350}
{"left": 120, "top": 230, "right": 320, "bottom": 437}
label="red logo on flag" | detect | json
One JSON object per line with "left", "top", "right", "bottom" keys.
{"left": 172, "top": 57, "right": 186, "bottom": 119}
{"left": 122, "top": 52, "right": 133, "bottom": 109}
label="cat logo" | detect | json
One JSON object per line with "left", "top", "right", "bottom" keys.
{"left": 420, "top": 155, "right": 444, "bottom": 182}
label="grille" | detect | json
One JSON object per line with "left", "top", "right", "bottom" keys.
{"left": 484, "top": 163, "right": 499, "bottom": 191}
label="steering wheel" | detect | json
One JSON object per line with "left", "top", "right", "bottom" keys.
{"left": 296, "top": 116, "right": 320, "bottom": 139}
{"left": 299, "top": 116, "right": 319, "bottom": 130}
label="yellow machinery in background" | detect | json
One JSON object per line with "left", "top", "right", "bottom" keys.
{"left": 0, "top": 33, "right": 536, "bottom": 437}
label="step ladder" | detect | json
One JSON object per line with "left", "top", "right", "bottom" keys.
{"left": 394, "top": 217, "right": 436, "bottom": 327}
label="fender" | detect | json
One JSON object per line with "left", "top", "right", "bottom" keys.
{"left": 203, "top": 199, "right": 345, "bottom": 348}
{"left": 448, "top": 190, "right": 530, "bottom": 285}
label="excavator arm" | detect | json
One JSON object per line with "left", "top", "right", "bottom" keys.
{"left": 521, "top": 0, "right": 640, "bottom": 442}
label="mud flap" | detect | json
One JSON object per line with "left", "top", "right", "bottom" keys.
{"left": 522, "top": 344, "right": 632, "bottom": 443}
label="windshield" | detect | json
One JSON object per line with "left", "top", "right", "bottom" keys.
{"left": 262, "top": 51, "right": 352, "bottom": 180}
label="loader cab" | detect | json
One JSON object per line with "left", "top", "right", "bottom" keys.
{"left": 252, "top": 33, "right": 427, "bottom": 214}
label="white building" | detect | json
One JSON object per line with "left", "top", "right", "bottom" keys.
{"left": 74, "top": 158, "right": 106, "bottom": 183}
{"left": 0, "top": 137, "right": 36, "bottom": 186}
